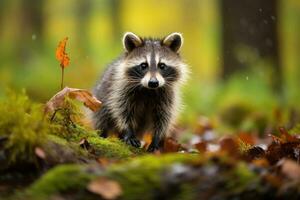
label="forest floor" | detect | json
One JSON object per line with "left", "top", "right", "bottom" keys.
{"left": 1, "top": 90, "right": 300, "bottom": 200}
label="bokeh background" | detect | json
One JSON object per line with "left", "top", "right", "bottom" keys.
{"left": 0, "top": 0, "right": 300, "bottom": 134}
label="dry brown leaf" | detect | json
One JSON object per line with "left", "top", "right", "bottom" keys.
{"left": 194, "top": 141, "right": 207, "bottom": 153}
{"left": 280, "top": 159, "right": 300, "bottom": 180}
{"left": 252, "top": 158, "right": 269, "bottom": 168}
{"left": 219, "top": 136, "right": 239, "bottom": 155}
{"left": 44, "top": 87, "right": 102, "bottom": 114}
{"left": 87, "top": 177, "right": 122, "bottom": 200}
{"left": 68, "top": 89, "right": 101, "bottom": 112}
{"left": 238, "top": 132, "right": 256, "bottom": 145}
{"left": 281, "top": 159, "right": 300, "bottom": 180}
{"left": 35, "top": 147, "right": 46, "bottom": 159}
{"left": 264, "top": 174, "right": 282, "bottom": 188}
{"left": 279, "top": 127, "right": 298, "bottom": 143}
{"left": 56, "top": 37, "right": 70, "bottom": 68}
{"left": 163, "top": 137, "right": 181, "bottom": 153}
{"left": 78, "top": 138, "right": 90, "bottom": 149}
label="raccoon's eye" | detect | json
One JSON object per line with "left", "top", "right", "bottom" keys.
{"left": 158, "top": 63, "right": 167, "bottom": 70}
{"left": 139, "top": 62, "right": 148, "bottom": 70}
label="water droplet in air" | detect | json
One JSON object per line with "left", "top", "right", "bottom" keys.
{"left": 31, "top": 34, "right": 37, "bottom": 40}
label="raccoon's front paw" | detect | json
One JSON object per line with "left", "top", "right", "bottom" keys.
{"left": 147, "top": 142, "right": 160, "bottom": 152}
{"left": 123, "top": 136, "right": 141, "bottom": 148}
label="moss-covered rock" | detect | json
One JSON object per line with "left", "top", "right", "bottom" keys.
{"left": 24, "top": 154, "right": 197, "bottom": 200}
{"left": 22, "top": 152, "right": 294, "bottom": 200}
{"left": 105, "top": 153, "right": 198, "bottom": 200}
{"left": 25, "top": 164, "right": 96, "bottom": 200}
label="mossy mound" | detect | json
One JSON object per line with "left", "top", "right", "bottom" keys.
{"left": 0, "top": 91, "right": 142, "bottom": 172}
{"left": 0, "top": 90, "right": 54, "bottom": 169}
{"left": 25, "top": 154, "right": 198, "bottom": 200}
{"left": 24, "top": 153, "right": 278, "bottom": 200}
{"left": 25, "top": 164, "right": 96, "bottom": 200}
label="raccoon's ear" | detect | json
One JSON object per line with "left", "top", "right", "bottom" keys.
{"left": 122, "top": 32, "right": 143, "bottom": 52}
{"left": 162, "top": 32, "right": 183, "bottom": 53}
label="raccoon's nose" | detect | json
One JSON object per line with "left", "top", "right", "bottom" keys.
{"left": 148, "top": 77, "right": 159, "bottom": 88}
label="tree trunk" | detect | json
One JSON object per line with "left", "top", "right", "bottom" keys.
{"left": 221, "top": 0, "right": 281, "bottom": 93}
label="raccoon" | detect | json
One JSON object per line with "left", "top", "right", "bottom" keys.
{"left": 92, "top": 32, "right": 189, "bottom": 152}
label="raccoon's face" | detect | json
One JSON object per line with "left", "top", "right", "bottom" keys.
{"left": 122, "top": 32, "right": 187, "bottom": 89}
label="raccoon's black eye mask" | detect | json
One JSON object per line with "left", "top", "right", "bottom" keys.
{"left": 126, "top": 65, "right": 147, "bottom": 79}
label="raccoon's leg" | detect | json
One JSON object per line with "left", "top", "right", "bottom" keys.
{"left": 147, "top": 110, "right": 170, "bottom": 152}
{"left": 94, "top": 106, "right": 114, "bottom": 138}
{"left": 121, "top": 128, "right": 141, "bottom": 148}
{"left": 147, "top": 133, "right": 161, "bottom": 152}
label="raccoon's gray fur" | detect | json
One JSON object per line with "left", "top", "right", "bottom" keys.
{"left": 92, "top": 32, "right": 188, "bottom": 152}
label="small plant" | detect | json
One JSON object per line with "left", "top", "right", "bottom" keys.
{"left": 55, "top": 37, "right": 70, "bottom": 90}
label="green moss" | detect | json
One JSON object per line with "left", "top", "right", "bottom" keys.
{"left": 0, "top": 90, "right": 54, "bottom": 166}
{"left": 24, "top": 154, "right": 198, "bottom": 200}
{"left": 87, "top": 137, "right": 135, "bottom": 159}
{"left": 48, "top": 97, "right": 143, "bottom": 159}
{"left": 106, "top": 153, "right": 198, "bottom": 200}
{"left": 26, "top": 164, "right": 95, "bottom": 199}
{"left": 226, "top": 162, "right": 259, "bottom": 194}
{"left": 45, "top": 134, "right": 89, "bottom": 162}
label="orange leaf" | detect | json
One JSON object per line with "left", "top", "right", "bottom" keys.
{"left": 194, "top": 141, "right": 207, "bottom": 153}
{"left": 238, "top": 132, "right": 256, "bottom": 145}
{"left": 163, "top": 137, "right": 181, "bottom": 153}
{"left": 219, "top": 136, "right": 239, "bottom": 155}
{"left": 87, "top": 177, "right": 122, "bottom": 200}
{"left": 44, "top": 87, "right": 102, "bottom": 114}
{"left": 56, "top": 37, "right": 70, "bottom": 68}
{"left": 278, "top": 127, "right": 298, "bottom": 143}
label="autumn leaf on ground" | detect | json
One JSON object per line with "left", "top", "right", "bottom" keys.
{"left": 35, "top": 147, "right": 46, "bottom": 159}
{"left": 44, "top": 87, "right": 102, "bottom": 114}
{"left": 87, "top": 177, "right": 122, "bottom": 200}
{"left": 163, "top": 137, "right": 181, "bottom": 153}
{"left": 219, "top": 136, "right": 239, "bottom": 155}
{"left": 280, "top": 159, "right": 300, "bottom": 180}
{"left": 56, "top": 37, "right": 70, "bottom": 68}
{"left": 194, "top": 141, "right": 207, "bottom": 153}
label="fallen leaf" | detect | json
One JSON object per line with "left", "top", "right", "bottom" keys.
{"left": 68, "top": 89, "right": 101, "bottom": 112}
{"left": 35, "top": 147, "right": 46, "bottom": 159}
{"left": 87, "top": 177, "right": 122, "bottom": 200}
{"left": 219, "top": 136, "right": 239, "bottom": 155}
{"left": 280, "top": 159, "right": 300, "bottom": 180}
{"left": 56, "top": 37, "right": 70, "bottom": 68}
{"left": 264, "top": 174, "right": 282, "bottom": 188}
{"left": 44, "top": 87, "right": 102, "bottom": 114}
{"left": 238, "top": 132, "right": 256, "bottom": 145}
{"left": 194, "top": 141, "right": 207, "bottom": 153}
{"left": 268, "top": 134, "right": 284, "bottom": 144}
{"left": 163, "top": 137, "right": 181, "bottom": 153}
{"left": 252, "top": 158, "right": 269, "bottom": 168}
{"left": 279, "top": 127, "right": 298, "bottom": 143}
{"left": 78, "top": 138, "right": 90, "bottom": 149}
